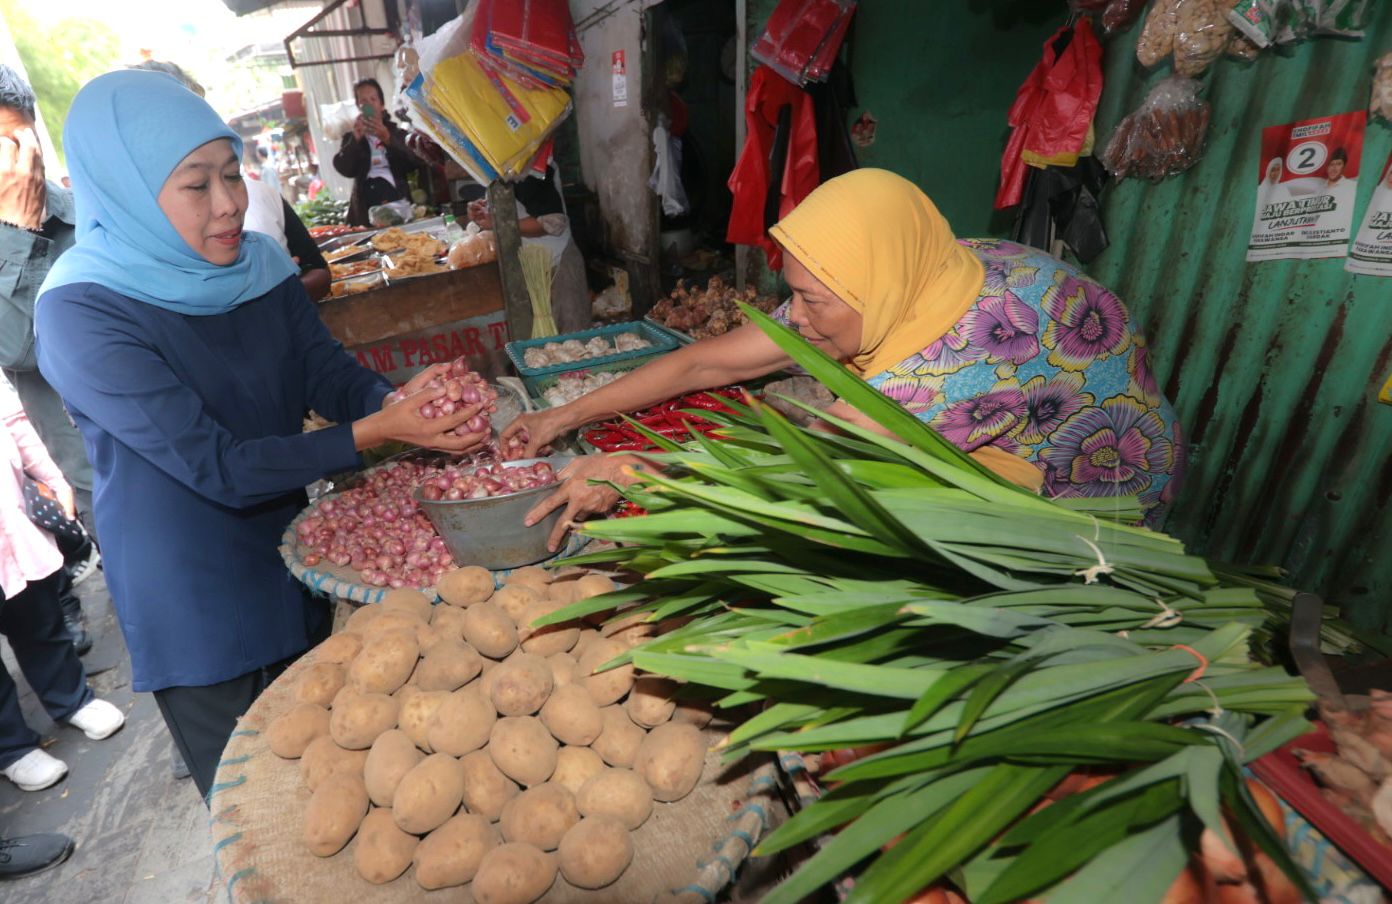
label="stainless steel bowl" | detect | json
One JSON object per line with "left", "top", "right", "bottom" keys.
{"left": 413, "top": 455, "right": 573, "bottom": 570}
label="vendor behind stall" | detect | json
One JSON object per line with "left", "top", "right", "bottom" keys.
{"left": 34, "top": 71, "right": 489, "bottom": 797}
{"left": 467, "top": 161, "right": 589, "bottom": 334}
{"left": 504, "top": 168, "right": 1187, "bottom": 547}
{"left": 333, "top": 78, "right": 420, "bottom": 227}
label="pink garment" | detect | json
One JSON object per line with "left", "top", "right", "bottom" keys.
{"left": 0, "top": 374, "right": 67, "bottom": 599}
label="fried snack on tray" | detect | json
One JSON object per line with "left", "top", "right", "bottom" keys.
{"left": 371, "top": 227, "right": 447, "bottom": 258}
{"left": 385, "top": 250, "right": 448, "bottom": 280}
{"left": 330, "top": 260, "right": 382, "bottom": 280}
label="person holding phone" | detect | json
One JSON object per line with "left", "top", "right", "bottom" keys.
{"left": 332, "top": 78, "right": 421, "bottom": 227}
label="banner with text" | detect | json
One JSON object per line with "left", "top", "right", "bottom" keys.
{"left": 347, "top": 313, "right": 511, "bottom": 387}
{"left": 1247, "top": 110, "right": 1366, "bottom": 262}
{"left": 1346, "top": 151, "right": 1392, "bottom": 277}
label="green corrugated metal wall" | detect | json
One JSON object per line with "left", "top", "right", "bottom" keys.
{"left": 739, "top": 1, "right": 1392, "bottom": 633}
{"left": 1089, "top": 6, "right": 1392, "bottom": 635}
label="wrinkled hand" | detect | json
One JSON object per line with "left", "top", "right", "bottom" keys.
{"left": 0, "top": 127, "right": 46, "bottom": 230}
{"left": 499, "top": 407, "right": 571, "bottom": 458}
{"left": 524, "top": 453, "right": 648, "bottom": 552}
{"left": 352, "top": 116, "right": 368, "bottom": 141}
{"left": 362, "top": 383, "right": 489, "bottom": 454}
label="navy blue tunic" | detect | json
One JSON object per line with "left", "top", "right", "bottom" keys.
{"left": 35, "top": 276, "right": 392, "bottom": 691}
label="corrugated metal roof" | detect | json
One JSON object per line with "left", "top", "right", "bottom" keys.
{"left": 1088, "top": 6, "right": 1392, "bottom": 634}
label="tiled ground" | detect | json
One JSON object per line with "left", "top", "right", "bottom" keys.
{"left": 0, "top": 574, "right": 220, "bottom": 904}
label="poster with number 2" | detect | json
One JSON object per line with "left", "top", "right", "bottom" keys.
{"left": 1246, "top": 110, "right": 1366, "bottom": 262}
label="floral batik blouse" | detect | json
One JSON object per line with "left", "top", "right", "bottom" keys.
{"left": 787, "top": 239, "right": 1187, "bottom": 527}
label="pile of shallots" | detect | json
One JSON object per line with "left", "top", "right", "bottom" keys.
{"left": 1299, "top": 695, "right": 1392, "bottom": 843}
{"left": 297, "top": 459, "right": 558, "bottom": 588}
{"left": 386, "top": 358, "right": 498, "bottom": 439}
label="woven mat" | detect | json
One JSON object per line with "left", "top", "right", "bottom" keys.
{"left": 209, "top": 641, "right": 788, "bottom": 904}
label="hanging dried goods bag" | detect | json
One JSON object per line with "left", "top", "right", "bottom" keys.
{"left": 1101, "top": 75, "right": 1212, "bottom": 181}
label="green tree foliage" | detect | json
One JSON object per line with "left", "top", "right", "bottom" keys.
{"left": 0, "top": 0, "right": 122, "bottom": 163}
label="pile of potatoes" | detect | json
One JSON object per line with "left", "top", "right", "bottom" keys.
{"left": 266, "top": 564, "right": 712, "bottom": 903}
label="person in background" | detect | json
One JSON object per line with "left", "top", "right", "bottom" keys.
{"left": 35, "top": 71, "right": 488, "bottom": 796}
{"left": 0, "top": 372, "right": 124, "bottom": 794}
{"left": 256, "top": 146, "right": 282, "bottom": 197}
{"left": 333, "top": 78, "right": 418, "bottom": 227}
{"left": 466, "top": 160, "right": 589, "bottom": 333}
{"left": 128, "top": 59, "right": 203, "bottom": 96}
{"left": 243, "top": 164, "right": 331, "bottom": 302}
{"left": 306, "top": 163, "right": 324, "bottom": 201}
{"left": 0, "top": 66, "right": 101, "bottom": 657}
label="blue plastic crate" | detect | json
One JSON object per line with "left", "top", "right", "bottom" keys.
{"left": 506, "top": 321, "right": 678, "bottom": 381}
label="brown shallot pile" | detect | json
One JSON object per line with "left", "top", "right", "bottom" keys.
{"left": 1298, "top": 694, "right": 1392, "bottom": 844}
{"left": 385, "top": 358, "right": 498, "bottom": 439}
{"left": 647, "top": 277, "right": 779, "bottom": 340}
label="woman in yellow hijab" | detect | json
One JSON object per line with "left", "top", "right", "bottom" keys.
{"left": 505, "top": 168, "right": 1185, "bottom": 547}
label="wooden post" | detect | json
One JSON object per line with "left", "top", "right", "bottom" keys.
{"left": 488, "top": 180, "right": 534, "bottom": 342}
{"left": 734, "top": 0, "right": 749, "bottom": 293}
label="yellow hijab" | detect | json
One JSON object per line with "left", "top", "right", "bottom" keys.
{"left": 770, "top": 170, "right": 1042, "bottom": 492}
{"left": 768, "top": 168, "right": 985, "bottom": 379}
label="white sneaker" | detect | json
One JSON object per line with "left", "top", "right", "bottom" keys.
{"left": 68, "top": 547, "right": 101, "bottom": 588}
{"left": 66, "top": 699, "right": 125, "bottom": 740}
{"left": 2, "top": 749, "right": 68, "bottom": 791}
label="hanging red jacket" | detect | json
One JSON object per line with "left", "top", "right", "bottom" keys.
{"left": 995, "top": 17, "right": 1104, "bottom": 210}
{"left": 727, "top": 65, "right": 820, "bottom": 270}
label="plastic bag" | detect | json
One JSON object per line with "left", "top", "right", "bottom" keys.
{"left": 1102, "top": 0, "right": 1148, "bottom": 33}
{"left": 447, "top": 230, "right": 498, "bottom": 269}
{"left": 319, "top": 99, "right": 359, "bottom": 144}
{"left": 368, "top": 200, "right": 415, "bottom": 227}
{"left": 1101, "top": 76, "right": 1212, "bottom": 182}
{"left": 1372, "top": 53, "right": 1392, "bottom": 124}
{"left": 1139, "top": 0, "right": 1233, "bottom": 76}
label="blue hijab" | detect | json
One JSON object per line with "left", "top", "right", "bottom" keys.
{"left": 39, "top": 70, "right": 295, "bottom": 314}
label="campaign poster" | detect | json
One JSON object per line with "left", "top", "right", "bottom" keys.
{"left": 1246, "top": 110, "right": 1366, "bottom": 262}
{"left": 1346, "top": 151, "right": 1392, "bottom": 277}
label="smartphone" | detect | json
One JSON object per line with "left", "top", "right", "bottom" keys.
{"left": 361, "top": 102, "right": 376, "bottom": 118}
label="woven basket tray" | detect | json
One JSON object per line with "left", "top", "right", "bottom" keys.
{"left": 209, "top": 641, "right": 790, "bottom": 903}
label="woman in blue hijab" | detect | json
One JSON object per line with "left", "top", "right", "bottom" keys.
{"left": 35, "top": 71, "right": 488, "bottom": 796}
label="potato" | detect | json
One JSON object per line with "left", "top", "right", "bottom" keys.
{"left": 349, "top": 631, "right": 419, "bottom": 695}
{"left": 491, "top": 585, "right": 541, "bottom": 625}
{"left": 551, "top": 747, "right": 605, "bottom": 796}
{"left": 574, "top": 573, "right": 617, "bottom": 600}
{"left": 380, "top": 588, "right": 433, "bottom": 622}
{"left": 430, "top": 603, "right": 470, "bottom": 638}
{"left": 414, "top": 639, "right": 483, "bottom": 692}
{"left": 490, "top": 653, "right": 554, "bottom": 717}
{"left": 577, "top": 638, "right": 635, "bottom": 707}
{"left": 506, "top": 565, "right": 553, "bottom": 591}
{"left": 427, "top": 686, "right": 496, "bottom": 756}
{"left": 303, "top": 772, "right": 369, "bottom": 856}
{"left": 438, "top": 565, "right": 496, "bottom": 607}
{"left": 518, "top": 599, "right": 581, "bottom": 657}
{"left": 591, "top": 706, "right": 645, "bottom": 768}
{"left": 413, "top": 813, "right": 499, "bottom": 889}
{"left": 459, "top": 750, "right": 520, "bottom": 821}
{"left": 343, "top": 603, "right": 383, "bottom": 635}
{"left": 296, "top": 662, "right": 347, "bottom": 707}
{"left": 354, "top": 807, "right": 418, "bottom": 884}
{"left": 546, "top": 575, "right": 583, "bottom": 606}
{"left": 490, "top": 716, "right": 557, "bottom": 787}
{"left": 316, "top": 632, "right": 363, "bottom": 664}
{"left": 605, "top": 611, "right": 656, "bottom": 649}
{"left": 393, "top": 753, "right": 465, "bottom": 834}
{"left": 625, "top": 676, "right": 678, "bottom": 728}
{"left": 364, "top": 729, "right": 425, "bottom": 807}
{"left": 539, "top": 685, "right": 602, "bottom": 746}
{"left": 397, "top": 689, "right": 449, "bottom": 752}
{"left": 559, "top": 816, "right": 633, "bottom": 889}
{"left": 462, "top": 602, "right": 519, "bottom": 659}
{"left": 672, "top": 699, "right": 715, "bottom": 729}
{"left": 576, "top": 768, "right": 652, "bottom": 830}
{"left": 300, "top": 735, "right": 369, "bottom": 792}
{"left": 371, "top": 608, "right": 427, "bottom": 635}
{"left": 499, "top": 784, "right": 579, "bottom": 850}
{"left": 472, "top": 842, "right": 556, "bottom": 904}
{"left": 329, "top": 693, "right": 400, "bottom": 750}
{"left": 547, "top": 653, "right": 578, "bottom": 688}
{"left": 330, "top": 683, "right": 362, "bottom": 712}
{"left": 414, "top": 622, "right": 451, "bottom": 656}
{"left": 634, "top": 722, "right": 706, "bottom": 802}
{"left": 267, "top": 703, "right": 330, "bottom": 758}
{"left": 570, "top": 629, "right": 601, "bottom": 659}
